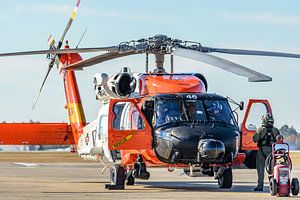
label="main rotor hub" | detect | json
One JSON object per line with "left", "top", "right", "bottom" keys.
{"left": 116, "top": 35, "right": 205, "bottom": 72}
{"left": 117, "top": 35, "right": 204, "bottom": 55}
{"left": 147, "top": 34, "right": 172, "bottom": 54}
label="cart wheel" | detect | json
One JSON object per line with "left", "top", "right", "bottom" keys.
{"left": 217, "top": 167, "right": 232, "bottom": 189}
{"left": 269, "top": 177, "right": 277, "bottom": 196}
{"left": 110, "top": 164, "right": 126, "bottom": 186}
{"left": 291, "top": 178, "right": 299, "bottom": 196}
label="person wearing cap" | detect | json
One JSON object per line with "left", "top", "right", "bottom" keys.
{"left": 253, "top": 113, "right": 280, "bottom": 191}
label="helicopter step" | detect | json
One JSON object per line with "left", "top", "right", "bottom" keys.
{"left": 183, "top": 166, "right": 214, "bottom": 177}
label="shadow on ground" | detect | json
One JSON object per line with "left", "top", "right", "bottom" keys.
{"left": 136, "top": 180, "right": 270, "bottom": 193}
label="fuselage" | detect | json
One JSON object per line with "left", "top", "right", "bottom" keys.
{"left": 77, "top": 73, "right": 242, "bottom": 168}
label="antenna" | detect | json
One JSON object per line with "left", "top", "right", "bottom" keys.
{"left": 170, "top": 55, "right": 174, "bottom": 73}
{"left": 146, "top": 52, "right": 149, "bottom": 73}
{"left": 76, "top": 28, "right": 87, "bottom": 49}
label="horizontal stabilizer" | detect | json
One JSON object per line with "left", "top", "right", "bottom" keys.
{"left": 0, "top": 123, "right": 75, "bottom": 145}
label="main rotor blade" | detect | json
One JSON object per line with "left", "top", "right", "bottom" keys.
{"left": 172, "top": 48, "right": 272, "bottom": 82}
{"left": 65, "top": 51, "right": 138, "bottom": 70}
{"left": 57, "top": 0, "right": 81, "bottom": 49}
{"left": 0, "top": 47, "right": 118, "bottom": 57}
{"left": 205, "top": 47, "right": 300, "bottom": 59}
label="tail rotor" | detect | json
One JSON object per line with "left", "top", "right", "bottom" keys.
{"left": 32, "top": 0, "right": 81, "bottom": 110}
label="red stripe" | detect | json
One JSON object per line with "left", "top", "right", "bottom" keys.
{"left": 76, "top": 0, "right": 81, "bottom": 8}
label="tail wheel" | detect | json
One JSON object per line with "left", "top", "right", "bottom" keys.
{"left": 110, "top": 164, "right": 126, "bottom": 186}
{"left": 217, "top": 167, "right": 232, "bottom": 189}
{"left": 291, "top": 178, "right": 299, "bottom": 196}
{"left": 126, "top": 172, "right": 135, "bottom": 185}
{"left": 269, "top": 177, "right": 277, "bottom": 196}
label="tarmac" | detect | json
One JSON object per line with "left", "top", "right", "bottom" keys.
{"left": 0, "top": 152, "right": 299, "bottom": 200}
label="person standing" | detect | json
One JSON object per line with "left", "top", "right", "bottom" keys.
{"left": 253, "top": 113, "right": 280, "bottom": 191}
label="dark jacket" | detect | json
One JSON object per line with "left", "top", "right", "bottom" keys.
{"left": 253, "top": 126, "right": 280, "bottom": 147}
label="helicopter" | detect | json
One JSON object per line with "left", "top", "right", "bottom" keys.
{"left": 1, "top": 0, "right": 300, "bottom": 190}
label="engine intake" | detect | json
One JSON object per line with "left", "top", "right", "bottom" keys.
{"left": 94, "top": 67, "right": 136, "bottom": 99}
{"left": 111, "top": 72, "right": 136, "bottom": 97}
{"left": 193, "top": 73, "right": 208, "bottom": 91}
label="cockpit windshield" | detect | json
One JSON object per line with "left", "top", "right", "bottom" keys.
{"left": 155, "top": 97, "right": 237, "bottom": 127}
{"left": 203, "top": 100, "right": 236, "bottom": 125}
{"left": 156, "top": 99, "right": 182, "bottom": 126}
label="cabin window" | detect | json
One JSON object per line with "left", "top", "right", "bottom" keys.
{"left": 112, "top": 103, "right": 125, "bottom": 130}
{"left": 99, "top": 115, "right": 108, "bottom": 140}
{"left": 131, "top": 110, "right": 145, "bottom": 130}
{"left": 112, "top": 102, "right": 146, "bottom": 131}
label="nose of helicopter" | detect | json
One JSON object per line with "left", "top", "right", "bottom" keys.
{"left": 154, "top": 123, "right": 238, "bottom": 164}
{"left": 197, "top": 139, "right": 225, "bottom": 160}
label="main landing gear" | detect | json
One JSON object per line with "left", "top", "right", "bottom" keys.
{"left": 105, "top": 155, "right": 150, "bottom": 190}
{"left": 105, "top": 164, "right": 126, "bottom": 190}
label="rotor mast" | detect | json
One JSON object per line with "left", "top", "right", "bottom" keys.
{"left": 149, "top": 34, "right": 170, "bottom": 73}
{"left": 154, "top": 53, "right": 165, "bottom": 73}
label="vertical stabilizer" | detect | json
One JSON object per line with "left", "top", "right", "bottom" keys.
{"left": 59, "top": 44, "right": 86, "bottom": 144}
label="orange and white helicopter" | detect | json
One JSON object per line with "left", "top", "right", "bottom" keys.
{"left": 1, "top": 0, "right": 300, "bottom": 190}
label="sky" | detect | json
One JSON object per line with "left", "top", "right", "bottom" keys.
{"left": 0, "top": 0, "right": 300, "bottom": 130}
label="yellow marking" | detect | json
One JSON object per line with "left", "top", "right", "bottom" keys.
{"left": 48, "top": 36, "right": 55, "bottom": 47}
{"left": 67, "top": 103, "right": 86, "bottom": 123}
{"left": 71, "top": 11, "right": 77, "bottom": 20}
{"left": 112, "top": 134, "right": 134, "bottom": 149}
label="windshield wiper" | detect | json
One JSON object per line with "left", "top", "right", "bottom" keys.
{"left": 207, "top": 111, "right": 229, "bottom": 125}
{"left": 158, "top": 121, "right": 183, "bottom": 127}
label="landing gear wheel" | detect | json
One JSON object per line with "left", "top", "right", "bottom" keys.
{"left": 291, "top": 178, "right": 299, "bottom": 196}
{"left": 217, "top": 167, "right": 232, "bottom": 189}
{"left": 108, "top": 164, "right": 126, "bottom": 189}
{"left": 269, "top": 177, "right": 277, "bottom": 196}
{"left": 244, "top": 151, "right": 257, "bottom": 169}
{"left": 126, "top": 172, "right": 135, "bottom": 186}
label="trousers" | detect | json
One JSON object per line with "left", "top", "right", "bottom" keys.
{"left": 256, "top": 146, "right": 272, "bottom": 188}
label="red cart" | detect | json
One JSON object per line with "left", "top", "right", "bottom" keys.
{"left": 265, "top": 136, "right": 299, "bottom": 196}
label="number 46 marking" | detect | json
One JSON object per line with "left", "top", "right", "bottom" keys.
{"left": 186, "top": 95, "right": 197, "bottom": 99}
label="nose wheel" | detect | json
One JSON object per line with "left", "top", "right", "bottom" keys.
{"left": 216, "top": 167, "right": 232, "bottom": 189}
{"left": 126, "top": 171, "right": 135, "bottom": 185}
